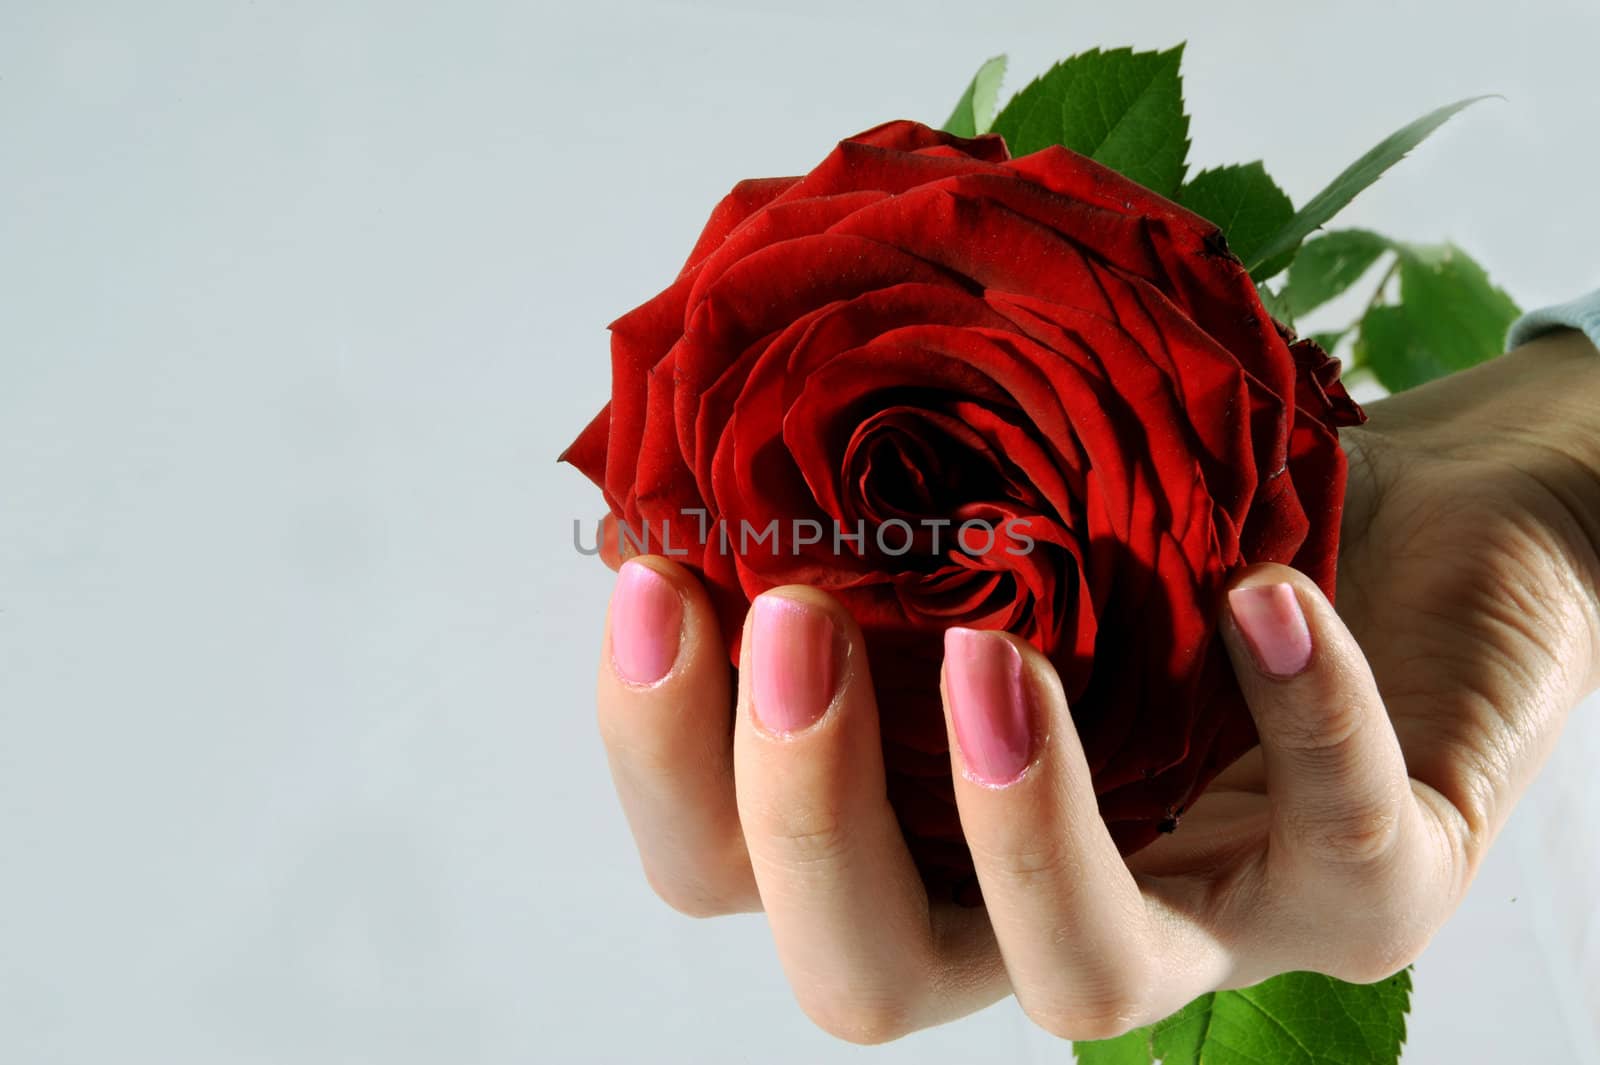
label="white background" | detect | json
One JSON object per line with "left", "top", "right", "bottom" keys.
{"left": 4, "top": 1, "right": 1600, "bottom": 1062}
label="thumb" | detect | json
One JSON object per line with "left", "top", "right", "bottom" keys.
{"left": 1220, "top": 564, "right": 1413, "bottom": 873}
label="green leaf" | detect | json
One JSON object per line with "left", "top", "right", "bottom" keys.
{"left": 1283, "top": 229, "right": 1393, "bottom": 318}
{"left": 991, "top": 45, "right": 1190, "bottom": 195}
{"left": 1311, "top": 327, "right": 1351, "bottom": 355}
{"left": 1073, "top": 971, "right": 1412, "bottom": 1065}
{"left": 941, "top": 55, "right": 1008, "bottom": 137}
{"left": 1256, "top": 282, "right": 1295, "bottom": 329}
{"left": 1179, "top": 162, "right": 1295, "bottom": 267}
{"left": 1356, "top": 243, "right": 1520, "bottom": 391}
{"left": 1247, "top": 96, "right": 1491, "bottom": 280}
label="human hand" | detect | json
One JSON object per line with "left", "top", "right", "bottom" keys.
{"left": 590, "top": 329, "right": 1600, "bottom": 1043}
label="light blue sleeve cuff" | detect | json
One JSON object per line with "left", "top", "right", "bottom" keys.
{"left": 1506, "top": 289, "right": 1600, "bottom": 351}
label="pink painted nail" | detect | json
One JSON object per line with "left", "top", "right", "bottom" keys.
{"left": 944, "top": 628, "right": 1032, "bottom": 786}
{"left": 751, "top": 596, "right": 838, "bottom": 734}
{"left": 610, "top": 561, "right": 684, "bottom": 684}
{"left": 1228, "top": 583, "right": 1313, "bottom": 677}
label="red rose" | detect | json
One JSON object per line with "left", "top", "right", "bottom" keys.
{"left": 562, "top": 120, "right": 1363, "bottom": 897}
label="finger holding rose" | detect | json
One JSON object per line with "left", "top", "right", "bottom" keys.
{"left": 598, "top": 556, "right": 1482, "bottom": 1041}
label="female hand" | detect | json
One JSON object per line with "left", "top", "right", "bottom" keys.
{"left": 590, "top": 329, "right": 1600, "bottom": 1043}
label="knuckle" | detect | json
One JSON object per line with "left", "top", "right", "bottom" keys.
{"left": 1022, "top": 994, "right": 1145, "bottom": 1042}
{"left": 1328, "top": 917, "right": 1432, "bottom": 984}
{"left": 799, "top": 993, "right": 915, "bottom": 1045}
{"left": 753, "top": 799, "right": 853, "bottom": 869}
{"left": 640, "top": 838, "right": 757, "bottom": 919}
{"left": 1272, "top": 696, "right": 1366, "bottom": 761}
{"left": 1326, "top": 943, "right": 1416, "bottom": 986}
{"left": 1018, "top": 967, "right": 1152, "bottom": 1043}
{"left": 643, "top": 871, "right": 742, "bottom": 919}
{"left": 1287, "top": 804, "right": 1402, "bottom": 867}
{"left": 970, "top": 832, "right": 1077, "bottom": 889}
{"left": 596, "top": 710, "right": 679, "bottom": 777}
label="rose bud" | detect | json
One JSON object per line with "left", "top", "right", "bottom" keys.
{"left": 562, "top": 120, "right": 1364, "bottom": 900}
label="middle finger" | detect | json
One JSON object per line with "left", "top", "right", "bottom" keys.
{"left": 733, "top": 589, "right": 1003, "bottom": 1043}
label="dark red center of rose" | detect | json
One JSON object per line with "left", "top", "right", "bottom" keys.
{"left": 839, "top": 398, "right": 1021, "bottom": 563}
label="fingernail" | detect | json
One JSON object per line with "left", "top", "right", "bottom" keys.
{"left": 1228, "top": 583, "right": 1313, "bottom": 677}
{"left": 751, "top": 596, "right": 839, "bottom": 734}
{"left": 610, "top": 561, "right": 684, "bottom": 685}
{"left": 944, "top": 628, "right": 1032, "bottom": 786}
